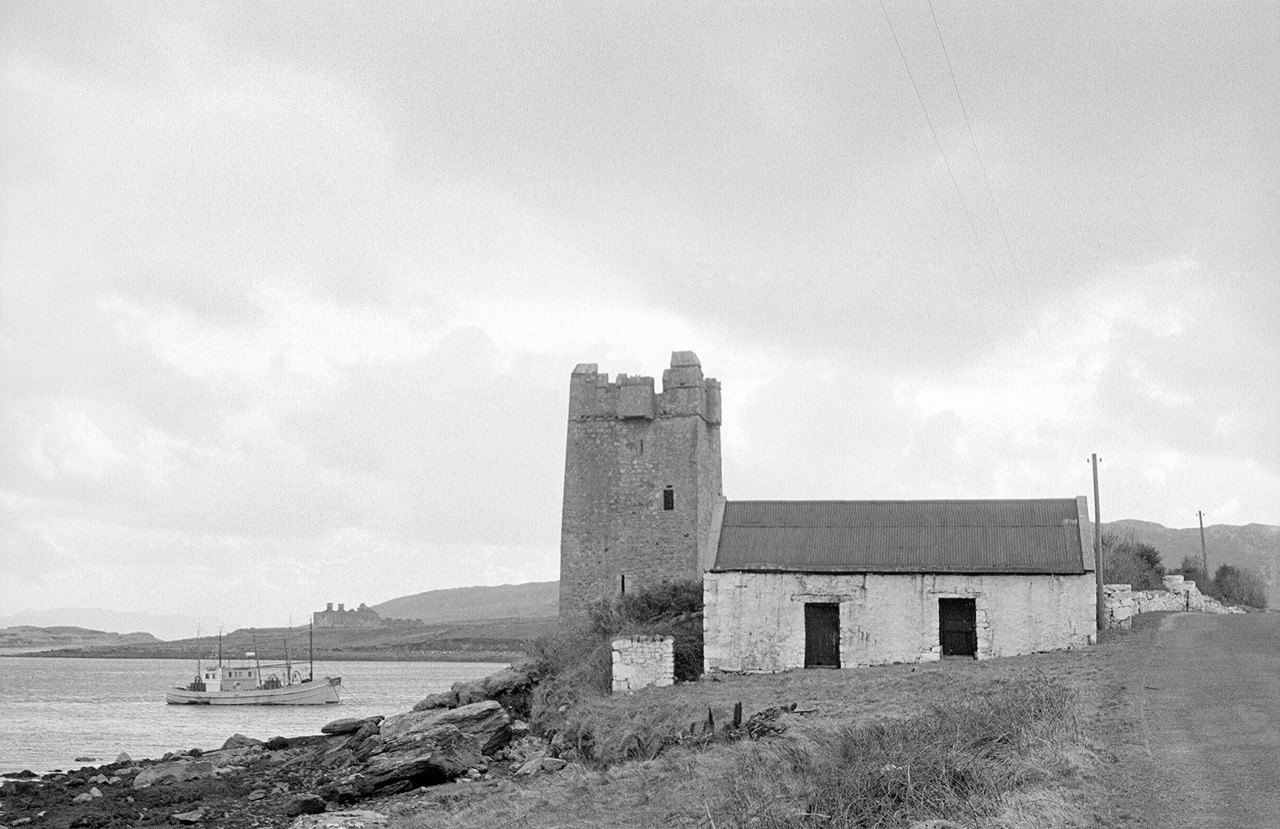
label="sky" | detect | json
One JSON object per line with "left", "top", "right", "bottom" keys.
{"left": 2, "top": 2, "right": 1277, "bottom": 637}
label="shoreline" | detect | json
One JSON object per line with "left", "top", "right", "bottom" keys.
{"left": 1, "top": 649, "right": 527, "bottom": 663}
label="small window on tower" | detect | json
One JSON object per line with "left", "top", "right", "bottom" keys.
{"left": 663, "top": 487, "right": 675, "bottom": 511}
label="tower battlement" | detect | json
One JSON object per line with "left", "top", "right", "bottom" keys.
{"left": 568, "top": 352, "right": 722, "bottom": 423}
{"left": 558, "top": 351, "right": 724, "bottom": 619}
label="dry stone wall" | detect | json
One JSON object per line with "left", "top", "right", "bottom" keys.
{"left": 611, "top": 635, "right": 675, "bottom": 692}
{"left": 1103, "top": 574, "right": 1245, "bottom": 629}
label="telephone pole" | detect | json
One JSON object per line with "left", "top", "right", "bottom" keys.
{"left": 1091, "top": 453, "right": 1104, "bottom": 631}
{"left": 1197, "top": 510, "right": 1209, "bottom": 577}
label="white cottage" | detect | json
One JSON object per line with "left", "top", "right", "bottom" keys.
{"left": 703, "top": 497, "right": 1097, "bottom": 672}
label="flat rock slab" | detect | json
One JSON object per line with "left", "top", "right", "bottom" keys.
{"left": 290, "top": 810, "right": 388, "bottom": 828}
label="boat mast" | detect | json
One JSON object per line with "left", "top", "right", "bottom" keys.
{"left": 284, "top": 638, "right": 292, "bottom": 686}
{"left": 309, "top": 620, "right": 315, "bottom": 682}
{"left": 218, "top": 630, "right": 223, "bottom": 669}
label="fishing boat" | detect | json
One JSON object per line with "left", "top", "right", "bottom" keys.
{"left": 166, "top": 626, "right": 341, "bottom": 705}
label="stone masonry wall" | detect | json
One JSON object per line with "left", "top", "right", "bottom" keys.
{"left": 612, "top": 635, "right": 675, "bottom": 692}
{"left": 704, "top": 571, "right": 1095, "bottom": 673}
{"left": 1103, "top": 574, "right": 1245, "bottom": 629}
{"left": 559, "top": 352, "right": 722, "bottom": 620}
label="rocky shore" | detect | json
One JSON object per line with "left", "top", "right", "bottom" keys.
{"left": 0, "top": 663, "right": 557, "bottom": 829}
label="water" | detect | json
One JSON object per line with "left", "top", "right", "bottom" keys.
{"left": 0, "top": 656, "right": 505, "bottom": 774}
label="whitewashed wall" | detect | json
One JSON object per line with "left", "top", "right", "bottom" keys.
{"left": 611, "top": 635, "right": 675, "bottom": 692}
{"left": 704, "top": 571, "right": 1096, "bottom": 673}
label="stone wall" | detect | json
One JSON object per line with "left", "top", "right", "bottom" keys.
{"left": 559, "top": 352, "right": 723, "bottom": 619}
{"left": 612, "top": 635, "right": 675, "bottom": 692}
{"left": 1102, "top": 575, "right": 1245, "bottom": 629}
{"left": 704, "top": 571, "right": 1096, "bottom": 673}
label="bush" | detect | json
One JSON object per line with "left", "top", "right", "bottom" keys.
{"left": 1212, "top": 564, "right": 1268, "bottom": 609}
{"left": 1174, "top": 556, "right": 1211, "bottom": 592}
{"left": 1102, "top": 532, "right": 1166, "bottom": 590}
{"left": 526, "top": 579, "right": 704, "bottom": 735}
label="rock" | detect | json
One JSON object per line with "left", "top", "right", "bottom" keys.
{"left": 171, "top": 808, "right": 205, "bottom": 824}
{"left": 411, "top": 692, "right": 455, "bottom": 712}
{"left": 540, "top": 757, "right": 567, "bottom": 772}
{"left": 74, "top": 756, "right": 97, "bottom": 763}
{"left": 88, "top": 774, "right": 108, "bottom": 784}
{"left": 322, "top": 718, "right": 366, "bottom": 735}
{"left": 510, "top": 719, "right": 531, "bottom": 738}
{"left": 266, "top": 735, "right": 291, "bottom": 750}
{"left": 362, "top": 724, "right": 482, "bottom": 787}
{"left": 248, "top": 789, "right": 268, "bottom": 801}
{"left": 89, "top": 786, "right": 103, "bottom": 798}
{"left": 381, "top": 701, "right": 511, "bottom": 755}
{"left": 516, "top": 753, "right": 546, "bottom": 776}
{"left": 133, "top": 761, "right": 217, "bottom": 789}
{"left": 72, "top": 792, "right": 94, "bottom": 803}
{"left": 289, "top": 810, "right": 388, "bottom": 828}
{"left": 222, "top": 733, "right": 263, "bottom": 750}
{"left": 450, "top": 680, "right": 487, "bottom": 706}
{"left": 285, "top": 794, "right": 329, "bottom": 816}
{"left": 115, "top": 752, "right": 132, "bottom": 764}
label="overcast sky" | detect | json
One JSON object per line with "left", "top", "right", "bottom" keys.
{"left": 2, "top": 2, "right": 1276, "bottom": 635}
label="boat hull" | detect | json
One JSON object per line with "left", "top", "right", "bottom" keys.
{"left": 166, "top": 677, "right": 341, "bottom": 705}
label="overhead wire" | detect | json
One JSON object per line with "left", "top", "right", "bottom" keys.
{"left": 877, "top": 0, "right": 1022, "bottom": 331}
{"left": 925, "top": 0, "right": 1045, "bottom": 344}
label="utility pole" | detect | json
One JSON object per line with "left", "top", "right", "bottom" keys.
{"left": 1197, "top": 510, "right": 1209, "bottom": 577}
{"left": 1092, "top": 453, "right": 1104, "bottom": 631}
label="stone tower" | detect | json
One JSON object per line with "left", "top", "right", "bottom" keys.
{"left": 558, "top": 351, "right": 723, "bottom": 619}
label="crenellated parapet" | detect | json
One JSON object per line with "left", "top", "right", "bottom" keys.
{"left": 568, "top": 351, "right": 721, "bottom": 424}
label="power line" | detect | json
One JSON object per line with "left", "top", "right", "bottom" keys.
{"left": 925, "top": 0, "right": 1043, "bottom": 342}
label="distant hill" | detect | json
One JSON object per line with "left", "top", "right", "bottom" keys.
{"left": 1105, "top": 520, "right": 1279, "bottom": 605}
{"left": 0, "top": 625, "right": 161, "bottom": 653}
{"left": 0, "top": 608, "right": 223, "bottom": 641}
{"left": 372, "top": 581, "right": 559, "bottom": 625}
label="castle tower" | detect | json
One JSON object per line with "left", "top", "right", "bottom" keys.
{"left": 558, "top": 351, "right": 723, "bottom": 619}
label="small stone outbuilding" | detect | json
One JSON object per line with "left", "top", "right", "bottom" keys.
{"left": 704, "top": 498, "right": 1097, "bottom": 672}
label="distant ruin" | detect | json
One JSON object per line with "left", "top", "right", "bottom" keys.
{"left": 312, "top": 602, "right": 424, "bottom": 630}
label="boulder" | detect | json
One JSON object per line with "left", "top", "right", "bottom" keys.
{"left": 450, "top": 680, "right": 487, "bottom": 706}
{"left": 171, "top": 808, "right": 205, "bottom": 824}
{"left": 222, "top": 733, "right": 263, "bottom": 750}
{"left": 381, "top": 701, "right": 511, "bottom": 755}
{"left": 322, "top": 718, "right": 366, "bottom": 735}
{"left": 115, "top": 752, "right": 132, "bottom": 765}
{"left": 266, "top": 736, "right": 291, "bottom": 750}
{"left": 133, "top": 761, "right": 217, "bottom": 789}
{"left": 284, "top": 794, "right": 329, "bottom": 816}
{"left": 365, "top": 724, "right": 481, "bottom": 786}
{"left": 412, "top": 692, "right": 455, "bottom": 712}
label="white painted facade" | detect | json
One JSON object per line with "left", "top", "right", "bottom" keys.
{"left": 704, "top": 570, "right": 1096, "bottom": 672}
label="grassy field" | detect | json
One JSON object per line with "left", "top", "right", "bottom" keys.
{"left": 382, "top": 616, "right": 1170, "bottom": 829}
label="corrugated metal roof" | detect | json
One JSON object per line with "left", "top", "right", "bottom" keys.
{"left": 714, "top": 499, "right": 1086, "bottom": 574}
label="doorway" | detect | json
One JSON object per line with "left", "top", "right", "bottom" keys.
{"left": 804, "top": 603, "right": 841, "bottom": 668}
{"left": 938, "top": 598, "right": 977, "bottom": 657}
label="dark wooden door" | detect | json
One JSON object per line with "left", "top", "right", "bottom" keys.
{"left": 804, "top": 603, "right": 841, "bottom": 668}
{"left": 939, "top": 598, "right": 977, "bottom": 657}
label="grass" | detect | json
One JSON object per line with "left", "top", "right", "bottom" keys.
{"left": 386, "top": 631, "right": 1159, "bottom": 829}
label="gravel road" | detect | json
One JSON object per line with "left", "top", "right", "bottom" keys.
{"left": 1139, "top": 612, "right": 1280, "bottom": 828}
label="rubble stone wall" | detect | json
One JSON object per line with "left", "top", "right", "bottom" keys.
{"left": 611, "top": 635, "right": 675, "bottom": 692}
{"left": 1103, "top": 574, "right": 1246, "bottom": 629}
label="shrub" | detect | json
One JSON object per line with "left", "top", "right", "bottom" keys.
{"left": 1212, "top": 564, "right": 1268, "bottom": 609}
{"left": 1174, "top": 556, "right": 1211, "bottom": 593}
{"left": 526, "top": 579, "right": 704, "bottom": 735}
{"left": 1101, "top": 532, "right": 1166, "bottom": 590}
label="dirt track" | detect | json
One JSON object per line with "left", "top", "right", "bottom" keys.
{"left": 1138, "top": 612, "right": 1280, "bottom": 828}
